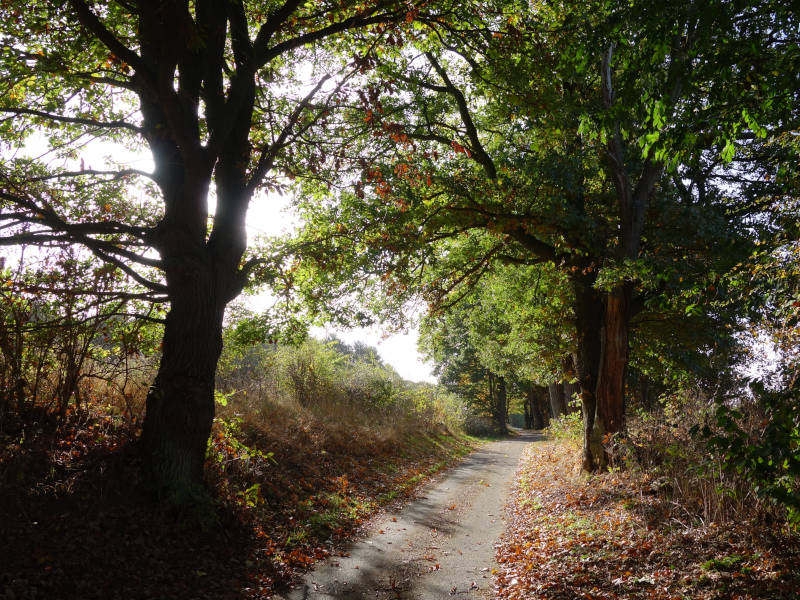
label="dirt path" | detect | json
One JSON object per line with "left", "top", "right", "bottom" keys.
{"left": 275, "top": 431, "right": 540, "bottom": 600}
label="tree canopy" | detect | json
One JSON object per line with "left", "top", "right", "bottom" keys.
{"left": 289, "top": 0, "right": 799, "bottom": 467}
{"left": 1, "top": 0, "right": 798, "bottom": 499}
{"left": 1, "top": 0, "right": 431, "bottom": 494}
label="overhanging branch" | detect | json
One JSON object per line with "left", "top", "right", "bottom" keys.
{"left": 0, "top": 107, "right": 144, "bottom": 134}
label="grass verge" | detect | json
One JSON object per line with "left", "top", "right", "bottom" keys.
{"left": 0, "top": 402, "right": 476, "bottom": 600}
{"left": 494, "top": 438, "right": 800, "bottom": 600}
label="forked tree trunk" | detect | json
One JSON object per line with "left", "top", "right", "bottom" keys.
{"left": 594, "top": 283, "right": 632, "bottom": 459}
{"left": 571, "top": 271, "right": 604, "bottom": 472}
{"left": 141, "top": 265, "right": 227, "bottom": 493}
{"left": 596, "top": 41, "right": 666, "bottom": 471}
{"left": 135, "top": 85, "right": 251, "bottom": 495}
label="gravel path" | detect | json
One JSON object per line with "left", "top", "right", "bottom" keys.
{"left": 274, "top": 430, "right": 540, "bottom": 600}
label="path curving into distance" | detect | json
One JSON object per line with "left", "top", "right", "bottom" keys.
{"left": 275, "top": 430, "right": 541, "bottom": 600}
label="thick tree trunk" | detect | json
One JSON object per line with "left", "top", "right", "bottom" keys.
{"left": 563, "top": 379, "right": 580, "bottom": 412}
{"left": 571, "top": 271, "right": 604, "bottom": 472}
{"left": 141, "top": 266, "right": 226, "bottom": 494}
{"left": 495, "top": 376, "right": 508, "bottom": 433}
{"left": 531, "top": 385, "right": 550, "bottom": 429}
{"left": 595, "top": 284, "right": 631, "bottom": 445}
{"left": 537, "top": 386, "right": 551, "bottom": 428}
{"left": 528, "top": 385, "right": 544, "bottom": 429}
{"left": 548, "top": 382, "right": 566, "bottom": 418}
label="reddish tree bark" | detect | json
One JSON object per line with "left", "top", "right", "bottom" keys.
{"left": 595, "top": 283, "right": 632, "bottom": 441}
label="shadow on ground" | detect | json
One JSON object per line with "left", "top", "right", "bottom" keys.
{"left": 0, "top": 437, "right": 263, "bottom": 600}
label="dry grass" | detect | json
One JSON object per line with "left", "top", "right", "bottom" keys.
{"left": 495, "top": 438, "right": 800, "bottom": 599}
{"left": 613, "top": 397, "right": 787, "bottom": 529}
{"left": 0, "top": 370, "right": 474, "bottom": 600}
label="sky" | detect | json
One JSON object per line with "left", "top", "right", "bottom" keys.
{"left": 244, "top": 193, "right": 437, "bottom": 383}
{"left": 12, "top": 132, "right": 438, "bottom": 384}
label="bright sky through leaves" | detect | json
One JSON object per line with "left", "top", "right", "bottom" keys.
{"left": 8, "top": 130, "right": 435, "bottom": 383}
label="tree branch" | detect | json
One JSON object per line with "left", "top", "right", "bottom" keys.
{"left": 246, "top": 74, "right": 332, "bottom": 194}
{"left": 68, "top": 0, "right": 152, "bottom": 91}
{"left": 258, "top": 5, "right": 402, "bottom": 66}
{"left": 0, "top": 107, "right": 144, "bottom": 134}
{"left": 25, "top": 168, "right": 155, "bottom": 184}
{"left": 425, "top": 52, "right": 497, "bottom": 180}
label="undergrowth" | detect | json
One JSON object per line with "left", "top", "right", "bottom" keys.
{"left": 614, "top": 392, "right": 792, "bottom": 530}
{"left": 0, "top": 334, "right": 476, "bottom": 599}
{"left": 496, "top": 438, "right": 800, "bottom": 600}
{"left": 545, "top": 390, "right": 794, "bottom": 531}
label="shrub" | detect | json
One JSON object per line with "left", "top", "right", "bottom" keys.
{"left": 697, "top": 381, "right": 800, "bottom": 528}
{"left": 546, "top": 411, "right": 583, "bottom": 442}
{"left": 617, "top": 389, "right": 788, "bottom": 528}
{"left": 215, "top": 334, "right": 465, "bottom": 437}
{"left": 463, "top": 415, "right": 504, "bottom": 437}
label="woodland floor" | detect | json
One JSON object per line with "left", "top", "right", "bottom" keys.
{"left": 0, "top": 405, "right": 474, "bottom": 600}
{"left": 494, "top": 439, "right": 800, "bottom": 600}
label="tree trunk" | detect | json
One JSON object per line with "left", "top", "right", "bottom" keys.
{"left": 136, "top": 83, "right": 251, "bottom": 496}
{"left": 571, "top": 271, "right": 604, "bottom": 472}
{"left": 495, "top": 376, "right": 508, "bottom": 433}
{"left": 531, "top": 385, "right": 550, "bottom": 430}
{"left": 563, "top": 379, "right": 580, "bottom": 413}
{"left": 528, "top": 385, "right": 544, "bottom": 429}
{"left": 523, "top": 392, "right": 533, "bottom": 429}
{"left": 536, "top": 386, "right": 551, "bottom": 428}
{"left": 595, "top": 283, "right": 631, "bottom": 447}
{"left": 141, "top": 266, "right": 226, "bottom": 494}
{"left": 488, "top": 371, "right": 495, "bottom": 419}
{"left": 548, "top": 382, "right": 566, "bottom": 418}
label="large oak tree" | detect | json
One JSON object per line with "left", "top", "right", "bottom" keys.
{"left": 0, "top": 0, "right": 420, "bottom": 495}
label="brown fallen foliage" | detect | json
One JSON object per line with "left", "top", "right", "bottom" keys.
{"left": 495, "top": 439, "right": 800, "bottom": 600}
{"left": 0, "top": 402, "right": 473, "bottom": 600}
